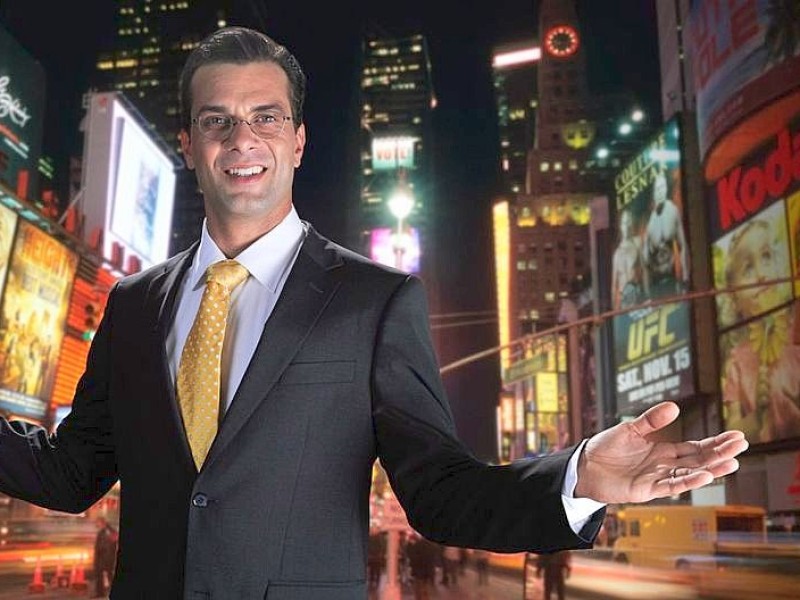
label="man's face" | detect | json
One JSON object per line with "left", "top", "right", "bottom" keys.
{"left": 179, "top": 61, "right": 306, "bottom": 232}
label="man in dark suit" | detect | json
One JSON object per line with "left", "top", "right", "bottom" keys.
{"left": 0, "top": 27, "right": 748, "bottom": 599}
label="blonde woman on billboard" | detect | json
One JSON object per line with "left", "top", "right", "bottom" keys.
{"left": 721, "top": 218, "right": 800, "bottom": 443}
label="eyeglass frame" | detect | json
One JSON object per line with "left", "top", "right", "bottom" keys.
{"left": 190, "top": 112, "right": 293, "bottom": 141}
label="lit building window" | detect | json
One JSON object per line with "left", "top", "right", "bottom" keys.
{"left": 569, "top": 160, "right": 578, "bottom": 170}
{"left": 517, "top": 260, "right": 527, "bottom": 271}
{"left": 540, "top": 162, "right": 550, "bottom": 172}
{"left": 554, "top": 162, "right": 562, "bottom": 171}
{"left": 545, "top": 292, "right": 556, "bottom": 302}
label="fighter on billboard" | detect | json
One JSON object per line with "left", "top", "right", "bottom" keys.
{"left": 611, "top": 119, "right": 694, "bottom": 414}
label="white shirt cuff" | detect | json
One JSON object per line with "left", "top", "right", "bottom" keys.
{"left": 561, "top": 439, "right": 607, "bottom": 535}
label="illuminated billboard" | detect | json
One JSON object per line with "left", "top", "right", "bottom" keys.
{"left": 81, "top": 92, "right": 177, "bottom": 271}
{"left": 611, "top": 119, "right": 694, "bottom": 414}
{"left": 707, "top": 114, "right": 800, "bottom": 445}
{"left": 688, "top": 1, "right": 800, "bottom": 165}
{"left": 0, "top": 25, "right": 45, "bottom": 201}
{"left": 371, "top": 137, "right": 415, "bottom": 171}
{"left": 0, "top": 221, "right": 78, "bottom": 420}
{"left": 369, "top": 226, "right": 421, "bottom": 273}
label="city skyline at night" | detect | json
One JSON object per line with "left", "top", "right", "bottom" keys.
{"left": 0, "top": 0, "right": 660, "bottom": 459}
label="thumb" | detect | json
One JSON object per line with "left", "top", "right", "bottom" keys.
{"left": 632, "top": 401, "right": 680, "bottom": 437}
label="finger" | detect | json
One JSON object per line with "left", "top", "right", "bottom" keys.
{"left": 674, "top": 431, "right": 748, "bottom": 463}
{"left": 654, "top": 469, "right": 714, "bottom": 498}
{"left": 702, "top": 458, "right": 740, "bottom": 480}
{"left": 653, "top": 459, "right": 739, "bottom": 499}
{"left": 629, "top": 401, "right": 680, "bottom": 438}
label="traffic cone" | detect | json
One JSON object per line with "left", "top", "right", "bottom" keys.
{"left": 50, "top": 556, "right": 65, "bottom": 588}
{"left": 69, "top": 559, "right": 89, "bottom": 593}
{"left": 28, "top": 556, "right": 46, "bottom": 593}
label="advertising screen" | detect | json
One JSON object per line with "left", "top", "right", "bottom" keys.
{"left": 688, "top": 0, "right": 800, "bottom": 164}
{"left": 0, "top": 25, "right": 45, "bottom": 201}
{"left": 81, "top": 92, "right": 176, "bottom": 271}
{"left": 0, "top": 221, "right": 78, "bottom": 420}
{"left": 712, "top": 200, "right": 793, "bottom": 330}
{"left": 110, "top": 115, "right": 175, "bottom": 261}
{"left": 371, "top": 137, "right": 415, "bottom": 171}
{"left": 707, "top": 112, "right": 800, "bottom": 444}
{"left": 369, "top": 226, "right": 421, "bottom": 273}
{"left": 611, "top": 119, "right": 694, "bottom": 414}
{"left": 720, "top": 305, "right": 800, "bottom": 445}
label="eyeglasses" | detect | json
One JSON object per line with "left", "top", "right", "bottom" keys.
{"left": 191, "top": 111, "right": 292, "bottom": 141}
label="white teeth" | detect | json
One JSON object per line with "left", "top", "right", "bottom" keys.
{"left": 227, "top": 166, "right": 264, "bottom": 176}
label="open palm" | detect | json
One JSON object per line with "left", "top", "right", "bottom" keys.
{"left": 574, "top": 402, "right": 748, "bottom": 504}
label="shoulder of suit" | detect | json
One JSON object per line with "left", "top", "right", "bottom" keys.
{"left": 113, "top": 244, "right": 196, "bottom": 291}
{"left": 304, "top": 224, "right": 412, "bottom": 285}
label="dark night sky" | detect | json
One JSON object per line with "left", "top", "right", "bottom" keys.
{"left": 0, "top": 0, "right": 659, "bottom": 459}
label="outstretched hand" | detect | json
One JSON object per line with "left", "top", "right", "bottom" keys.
{"left": 574, "top": 402, "right": 748, "bottom": 504}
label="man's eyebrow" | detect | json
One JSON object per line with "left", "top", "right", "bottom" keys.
{"left": 195, "top": 103, "right": 286, "bottom": 115}
{"left": 250, "top": 103, "right": 287, "bottom": 113}
{"left": 195, "top": 104, "right": 228, "bottom": 115}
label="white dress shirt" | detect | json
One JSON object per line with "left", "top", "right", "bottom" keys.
{"left": 166, "top": 206, "right": 306, "bottom": 411}
{"left": 165, "top": 205, "right": 605, "bottom": 534}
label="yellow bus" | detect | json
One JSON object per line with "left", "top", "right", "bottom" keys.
{"left": 612, "top": 504, "right": 766, "bottom": 570}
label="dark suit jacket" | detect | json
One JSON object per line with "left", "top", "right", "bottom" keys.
{"left": 0, "top": 225, "right": 602, "bottom": 599}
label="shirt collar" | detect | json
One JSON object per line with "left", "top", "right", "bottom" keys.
{"left": 188, "top": 206, "right": 306, "bottom": 294}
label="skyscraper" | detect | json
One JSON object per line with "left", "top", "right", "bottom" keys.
{"left": 492, "top": 40, "right": 540, "bottom": 196}
{"left": 356, "top": 30, "right": 438, "bottom": 305}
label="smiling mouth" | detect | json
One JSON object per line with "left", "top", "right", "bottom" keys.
{"left": 225, "top": 166, "right": 265, "bottom": 177}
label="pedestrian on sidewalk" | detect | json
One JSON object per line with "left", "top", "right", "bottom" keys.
{"left": 442, "top": 545, "right": 460, "bottom": 586}
{"left": 473, "top": 549, "right": 490, "bottom": 586}
{"left": 407, "top": 533, "right": 438, "bottom": 600}
{"left": 93, "top": 516, "right": 118, "bottom": 598}
{"left": 536, "top": 550, "right": 571, "bottom": 600}
{"left": 367, "top": 531, "right": 386, "bottom": 589}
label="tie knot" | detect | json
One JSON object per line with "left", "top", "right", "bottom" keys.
{"left": 206, "top": 260, "right": 249, "bottom": 292}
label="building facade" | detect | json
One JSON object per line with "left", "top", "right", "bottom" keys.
{"left": 356, "top": 31, "right": 437, "bottom": 299}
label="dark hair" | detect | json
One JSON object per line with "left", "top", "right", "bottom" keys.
{"left": 179, "top": 27, "right": 306, "bottom": 130}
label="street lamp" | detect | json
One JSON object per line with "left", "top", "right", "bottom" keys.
{"left": 388, "top": 190, "right": 414, "bottom": 270}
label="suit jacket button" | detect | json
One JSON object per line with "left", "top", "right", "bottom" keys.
{"left": 192, "top": 493, "right": 208, "bottom": 508}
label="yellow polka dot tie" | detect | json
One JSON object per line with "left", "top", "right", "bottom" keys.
{"left": 177, "top": 259, "right": 249, "bottom": 469}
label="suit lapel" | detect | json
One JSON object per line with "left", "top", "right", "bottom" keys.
{"left": 145, "top": 244, "right": 198, "bottom": 472}
{"left": 204, "top": 227, "right": 343, "bottom": 470}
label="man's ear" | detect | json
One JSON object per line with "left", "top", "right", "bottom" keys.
{"left": 293, "top": 123, "right": 306, "bottom": 168}
{"left": 178, "top": 129, "right": 195, "bottom": 170}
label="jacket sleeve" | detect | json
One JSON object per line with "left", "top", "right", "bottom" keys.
{"left": 371, "top": 275, "right": 603, "bottom": 552}
{"left": 0, "top": 283, "right": 119, "bottom": 513}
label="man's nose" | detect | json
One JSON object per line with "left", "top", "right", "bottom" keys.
{"left": 224, "top": 120, "right": 260, "bottom": 149}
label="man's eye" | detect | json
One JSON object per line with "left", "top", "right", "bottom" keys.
{"left": 253, "top": 113, "right": 278, "bottom": 124}
{"left": 202, "top": 116, "right": 232, "bottom": 129}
